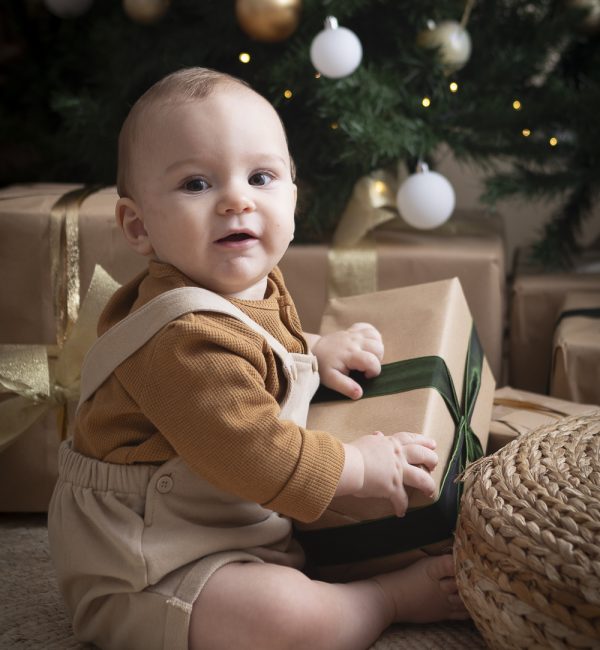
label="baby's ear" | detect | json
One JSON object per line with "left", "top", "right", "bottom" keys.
{"left": 115, "top": 197, "right": 154, "bottom": 256}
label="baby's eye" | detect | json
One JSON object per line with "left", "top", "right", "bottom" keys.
{"left": 248, "top": 172, "right": 273, "bottom": 187}
{"left": 184, "top": 178, "right": 209, "bottom": 192}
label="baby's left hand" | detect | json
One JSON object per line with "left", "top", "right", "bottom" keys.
{"left": 310, "top": 323, "right": 384, "bottom": 400}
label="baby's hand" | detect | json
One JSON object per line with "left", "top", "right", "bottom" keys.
{"left": 339, "top": 431, "right": 438, "bottom": 517}
{"left": 311, "top": 323, "right": 384, "bottom": 399}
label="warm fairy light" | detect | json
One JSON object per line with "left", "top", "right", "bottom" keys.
{"left": 374, "top": 180, "right": 387, "bottom": 194}
{"left": 239, "top": 52, "right": 251, "bottom": 63}
{"left": 549, "top": 136, "right": 558, "bottom": 146}
{"left": 330, "top": 122, "right": 339, "bottom": 130}
{"left": 422, "top": 96, "right": 431, "bottom": 107}
{"left": 449, "top": 82, "right": 458, "bottom": 93}
{"left": 512, "top": 100, "right": 522, "bottom": 110}
{"left": 283, "top": 89, "right": 293, "bottom": 99}
{"left": 522, "top": 128, "right": 531, "bottom": 137}
{"left": 314, "top": 72, "right": 321, "bottom": 79}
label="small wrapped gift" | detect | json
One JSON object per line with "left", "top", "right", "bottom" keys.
{"left": 488, "top": 385, "right": 597, "bottom": 454}
{"left": 549, "top": 292, "right": 600, "bottom": 405}
{"left": 295, "top": 278, "right": 495, "bottom": 582}
{"left": 0, "top": 184, "right": 128, "bottom": 511}
{"left": 509, "top": 247, "right": 600, "bottom": 394}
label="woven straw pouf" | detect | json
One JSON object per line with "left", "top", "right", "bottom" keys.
{"left": 454, "top": 410, "right": 600, "bottom": 649}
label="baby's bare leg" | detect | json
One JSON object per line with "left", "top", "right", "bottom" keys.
{"left": 188, "top": 554, "right": 468, "bottom": 650}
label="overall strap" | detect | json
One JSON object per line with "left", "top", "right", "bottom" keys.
{"left": 77, "top": 287, "right": 296, "bottom": 410}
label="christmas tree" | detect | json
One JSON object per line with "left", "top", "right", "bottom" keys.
{"left": 1, "top": 0, "right": 599, "bottom": 267}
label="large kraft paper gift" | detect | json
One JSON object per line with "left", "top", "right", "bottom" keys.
{"left": 295, "top": 278, "right": 495, "bottom": 582}
{"left": 509, "top": 247, "right": 600, "bottom": 394}
{"left": 549, "top": 292, "right": 600, "bottom": 405}
{"left": 487, "top": 386, "right": 598, "bottom": 454}
{"left": 0, "top": 184, "right": 136, "bottom": 511}
{"left": 280, "top": 212, "right": 506, "bottom": 382}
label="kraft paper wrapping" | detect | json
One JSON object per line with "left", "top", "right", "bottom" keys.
{"left": 549, "top": 292, "right": 600, "bottom": 405}
{"left": 0, "top": 184, "right": 134, "bottom": 511}
{"left": 509, "top": 248, "right": 600, "bottom": 394}
{"left": 488, "top": 386, "right": 598, "bottom": 454}
{"left": 280, "top": 212, "right": 506, "bottom": 382}
{"left": 295, "top": 278, "right": 495, "bottom": 582}
{"left": 0, "top": 184, "right": 145, "bottom": 346}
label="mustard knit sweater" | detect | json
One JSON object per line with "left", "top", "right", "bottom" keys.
{"left": 74, "top": 261, "right": 344, "bottom": 523}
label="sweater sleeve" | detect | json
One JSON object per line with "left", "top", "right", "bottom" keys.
{"left": 121, "top": 315, "right": 344, "bottom": 523}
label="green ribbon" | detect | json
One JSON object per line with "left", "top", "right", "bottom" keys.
{"left": 296, "top": 325, "right": 484, "bottom": 566}
{"left": 556, "top": 307, "right": 600, "bottom": 327}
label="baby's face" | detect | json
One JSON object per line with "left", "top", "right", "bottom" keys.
{"left": 129, "top": 84, "right": 297, "bottom": 299}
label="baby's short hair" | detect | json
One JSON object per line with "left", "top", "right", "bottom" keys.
{"left": 116, "top": 67, "right": 248, "bottom": 198}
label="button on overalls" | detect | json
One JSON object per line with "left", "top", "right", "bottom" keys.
{"left": 48, "top": 287, "right": 320, "bottom": 650}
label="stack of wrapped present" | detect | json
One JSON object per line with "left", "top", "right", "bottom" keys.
{"left": 0, "top": 184, "right": 145, "bottom": 511}
{"left": 509, "top": 246, "right": 600, "bottom": 399}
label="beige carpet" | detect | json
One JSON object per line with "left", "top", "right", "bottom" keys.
{"left": 0, "top": 514, "right": 486, "bottom": 649}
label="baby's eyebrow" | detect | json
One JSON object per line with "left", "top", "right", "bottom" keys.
{"left": 251, "top": 154, "right": 288, "bottom": 167}
{"left": 165, "top": 158, "right": 204, "bottom": 173}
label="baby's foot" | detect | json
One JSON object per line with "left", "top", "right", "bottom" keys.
{"left": 373, "top": 554, "right": 469, "bottom": 623}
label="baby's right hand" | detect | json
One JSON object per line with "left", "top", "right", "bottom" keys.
{"left": 338, "top": 431, "right": 438, "bottom": 517}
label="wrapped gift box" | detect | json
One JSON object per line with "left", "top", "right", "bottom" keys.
{"left": 295, "top": 278, "right": 495, "bottom": 581}
{"left": 549, "top": 292, "right": 600, "bottom": 405}
{"left": 0, "top": 184, "right": 139, "bottom": 511}
{"left": 0, "top": 184, "right": 144, "bottom": 346}
{"left": 509, "top": 248, "right": 600, "bottom": 394}
{"left": 488, "top": 386, "right": 598, "bottom": 454}
{"left": 280, "top": 212, "right": 506, "bottom": 381}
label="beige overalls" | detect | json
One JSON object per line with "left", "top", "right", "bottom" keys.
{"left": 48, "top": 287, "right": 321, "bottom": 650}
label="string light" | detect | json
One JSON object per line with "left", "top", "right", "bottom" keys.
{"left": 374, "top": 180, "right": 387, "bottom": 194}
{"left": 522, "top": 128, "right": 531, "bottom": 137}
{"left": 512, "top": 100, "right": 522, "bottom": 110}
{"left": 449, "top": 81, "right": 459, "bottom": 93}
{"left": 549, "top": 136, "right": 558, "bottom": 147}
{"left": 422, "top": 96, "right": 431, "bottom": 108}
{"left": 239, "top": 52, "right": 251, "bottom": 63}
{"left": 283, "top": 89, "right": 293, "bottom": 99}
{"left": 330, "top": 122, "right": 339, "bottom": 130}
{"left": 314, "top": 72, "right": 321, "bottom": 79}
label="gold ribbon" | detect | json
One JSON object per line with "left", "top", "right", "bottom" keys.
{"left": 0, "top": 265, "right": 119, "bottom": 452}
{"left": 328, "top": 169, "right": 398, "bottom": 298}
{"left": 0, "top": 185, "right": 120, "bottom": 452}
{"left": 50, "top": 185, "right": 103, "bottom": 345}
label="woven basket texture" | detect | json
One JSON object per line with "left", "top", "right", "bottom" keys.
{"left": 455, "top": 410, "right": 600, "bottom": 649}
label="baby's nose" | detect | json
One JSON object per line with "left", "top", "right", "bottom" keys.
{"left": 216, "top": 186, "right": 256, "bottom": 215}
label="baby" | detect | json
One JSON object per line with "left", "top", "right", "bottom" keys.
{"left": 48, "top": 67, "right": 468, "bottom": 650}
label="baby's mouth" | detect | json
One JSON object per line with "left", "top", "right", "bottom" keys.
{"left": 216, "top": 232, "right": 257, "bottom": 243}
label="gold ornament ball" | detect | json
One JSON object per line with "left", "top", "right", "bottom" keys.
{"left": 417, "top": 20, "right": 472, "bottom": 73}
{"left": 236, "top": 0, "right": 302, "bottom": 43}
{"left": 565, "top": 0, "right": 600, "bottom": 32}
{"left": 123, "top": 0, "right": 170, "bottom": 24}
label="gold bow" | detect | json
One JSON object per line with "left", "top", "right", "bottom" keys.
{"left": 0, "top": 185, "right": 120, "bottom": 452}
{"left": 328, "top": 169, "right": 399, "bottom": 298}
{"left": 0, "top": 265, "right": 119, "bottom": 452}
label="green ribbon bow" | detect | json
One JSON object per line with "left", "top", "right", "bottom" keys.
{"left": 296, "top": 325, "right": 484, "bottom": 566}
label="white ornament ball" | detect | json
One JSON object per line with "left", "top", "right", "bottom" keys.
{"left": 396, "top": 165, "right": 455, "bottom": 230}
{"left": 417, "top": 20, "right": 472, "bottom": 72}
{"left": 123, "top": 0, "right": 170, "bottom": 24}
{"left": 44, "top": 0, "right": 93, "bottom": 18}
{"left": 310, "top": 16, "right": 362, "bottom": 79}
